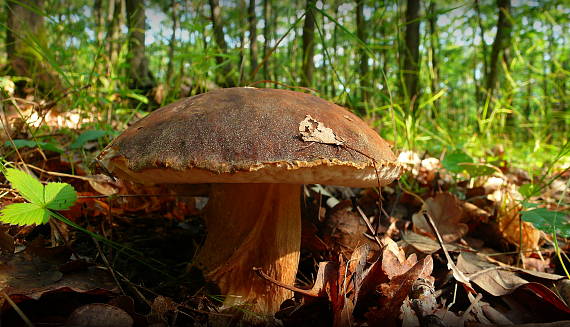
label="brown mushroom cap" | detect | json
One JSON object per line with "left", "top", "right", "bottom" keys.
{"left": 98, "top": 87, "right": 402, "bottom": 187}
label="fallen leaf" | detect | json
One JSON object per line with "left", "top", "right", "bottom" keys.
{"left": 299, "top": 115, "right": 343, "bottom": 146}
{"left": 0, "top": 228, "right": 14, "bottom": 255}
{"left": 456, "top": 252, "right": 564, "bottom": 296}
{"left": 412, "top": 192, "right": 469, "bottom": 243}
{"left": 401, "top": 231, "right": 463, "bottom": 254}
{"left": 324, "top": 201, "right": 371, "bottom": 252}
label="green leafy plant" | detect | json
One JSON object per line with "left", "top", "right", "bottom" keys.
{"left": 70, "top": 129, "right": 115, "bottom": 150}
{"left": 0, "top": 168, "right": 77, "bottom": 226}
{"left": 441, "top": 150, "right": 473, "bottom": 174}
{"left": 5, "top": 140, "right": 64, "bottom": 154}
{"left": 521, "top": 202, "right": 570, "bottom": 238}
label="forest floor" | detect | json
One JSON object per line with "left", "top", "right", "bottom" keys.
{"left": 1, "top": 102, "right": 570, "bottom": 327}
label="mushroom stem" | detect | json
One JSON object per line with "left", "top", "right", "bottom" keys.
{"left": 195, "top": 183, "right": 301, "bottom": 316}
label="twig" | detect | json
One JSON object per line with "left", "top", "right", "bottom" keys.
{"left": 253, "top": 267, "right": 321, "bottom": 298}
{"left": 92, "top": 236, "right": 125, "bottom": 295}
{"left": 423, "top": 211, "right": 474, "bottom": 291}
{"left": 460, "top": 292, "right": 483, "bottom": 324}
{"left": 356, "top": 205, "right": 384, "bottom": 248}
{"left": 1, "top": 290, "right": 34, "bottom": 327}
{"left": 25, "top": 163, "right": 95, "bottom": 181}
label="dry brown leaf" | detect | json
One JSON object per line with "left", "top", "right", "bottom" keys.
{"left": 456, "top": 252, "right": 564, "bottom": 296}
{"left": 365, "top": 256, "right": 434, "bottom": 327}
{"left": 0, "top": 228, "right": 15, "bottom": 255}
{"left": 400, "top": 231, "right": 463, "bottom": 254}
{"left": 0, "top": 251, "right": 117, "bottom": 299}
{"left": 412, "top": 192, "right": 469, "bottom": 243}
{"left": 88, "top": 174, "right": 120, "bottom": 195}
{"left": 482, "top": 176, "right": 541, "bottom": 253}
{"left": 299, "top": 115, "right": 343, "bottom": 145}
{"left": 325, "top": 201, "right": 371, "bottom": 252}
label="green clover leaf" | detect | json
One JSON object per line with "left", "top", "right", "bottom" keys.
{"left": 1, "top": 168, "right": 77, "bottom": 226}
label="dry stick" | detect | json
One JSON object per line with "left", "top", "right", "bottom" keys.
{"left": 423, "top": 211, "right": 474, "bottom": 291}
{"left": 92, "top": 236, "right": 126, "bottom": 295}
{"left": 460, "top": 292, "right": 483, "bottom": 325}
{"left": 25, "top": 163, "right": 98, "bottom": 182}
{"left": 1, "top": 290, "right": 34, "bottom": 327}
{"left": 253, "top": 267, "right": 321, "bottom": 298}
{"left": 356, "top": 205, "right": 384, "bottom": 248}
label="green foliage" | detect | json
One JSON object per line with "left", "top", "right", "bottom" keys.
{"left": 5, "top": 140, "right": 64, "bottom": 154}
{"left": 0, "top": 169, "right": 77, "bottom": 226}
{"left": 519, "top": 183, "right": 541, "bottom": 198}
{"left": 521, "top": 202, "right": 570, "bottom": 238}
{"left": 71, "top": 129, "right": 114, "bottom": 150}
{"left": 441, "top": 150, "right": 473, "bottom": 174}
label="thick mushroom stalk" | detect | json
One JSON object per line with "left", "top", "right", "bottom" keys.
{"left": 195, "top": 183, "right": 301, "bottom": 316}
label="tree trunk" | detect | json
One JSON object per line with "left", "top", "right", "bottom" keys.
{"left": 166, "top": 0, "right": 179, "bottom": 88}
{"left": 238, "top": 0, "right": 247, "bottom": 84}
{"left": 262, "top": 0, "right": 272, "bottom": 82}
{"left": 6, "top": 0, "right": 62, "bottom": 93}
{"left": 485, "top": 0, "right": 512, "bottom": 104}
{"left": 209, "top": 0, "right": 235, "bottom": 87}
{"left": 356, "top": 0, "right": 369, "bottom": 115}
{"left": 248, "top": 0, "right": 259, "bottom": 80}
{"left": 474, "top": 0, "right": 488, "bottom": 105}
{"left": 331, "top": 1, "right": 339, "bottom": 97}
{"left": 301, "top": 0, "right": 316, "bottom": 87}
{"left": 402, "top": 0, "right": 421, "bottom": 117}
{"left": 126, "top": 0, "right": 154, "bottom": 92}
{"left": 107, "top": 0, "right": 122, "bottom": 74}
{"left": 93, "top": 0, "right": 105, "bottom": 45}
{"left": 428, "top": 1, "right": 439, "bottom": 113}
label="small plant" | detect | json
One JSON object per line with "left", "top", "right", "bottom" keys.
{"left": 0, "top": 168, "right": 77, "bottom": 226}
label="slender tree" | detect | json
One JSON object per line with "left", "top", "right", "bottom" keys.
{"left": 209, "top": 0, "right": 235, "bottom": 87}
{"left": 238, "top": 0, "right": 247, "bottom": 83}
{"left": 401, "top": 0, "right": 421, "bottom": 116}
{"left": 166, "top": 0, "right": 179, "bottom": 88}
{"left": 107, "top": 0, "right": 122, "bottom": 73}
{"left": 262, "top": 0, "right": 272, "bottom": 82}
{"left": 474, "top": 0, "right": 488, "bottom": 104}
{"left": 356, "top": 0, "right": 369, "bottom": 114}
{"left": 248, "top": 0, "right": 259, "bottom": 80}
{"left": 301, "top": 0, "right": 316, "bottom": 87}
{"left": 428, "top": 1, "right": 439, "bottom": 103}
{"left": 485, "top": 0, "right": 512, "bottom": 103}
{"left": 126, "top": 0, "right": 154, "bottom": 92}
{"left": 331, "top": 0, "right": 339, "bottom": 97}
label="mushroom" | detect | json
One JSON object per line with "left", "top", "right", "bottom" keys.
{"left": 97, "top": 87, "right": 402, "bottom": 318}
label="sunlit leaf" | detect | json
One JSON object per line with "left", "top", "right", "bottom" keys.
{"left": 520, "top": 183, "right": 541, "bottom": 198}
{"left": 0, "top": 203, "right": 50, "bottom": 226}
{"left": 44, "top": 183, "right": 77, "bottom": 210}
{"left": 458, "top": 163, "right": 497, "bottom": 178}
{"left": 442, "top": 151, "right": 473, "bottom": 174}
{"left": 5, "top": 168, "right": 44, "bottom": 204}
{"left": 521, "top": 207, "right": 570, "bottom": 238}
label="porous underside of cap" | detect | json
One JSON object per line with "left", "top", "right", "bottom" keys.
{"left": 99, "top": 87, "right": 403, "bottom": 188}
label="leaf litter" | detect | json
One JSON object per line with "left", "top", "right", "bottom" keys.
{"left": 1, "top": 121, "right": 570, "bottom": 326}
